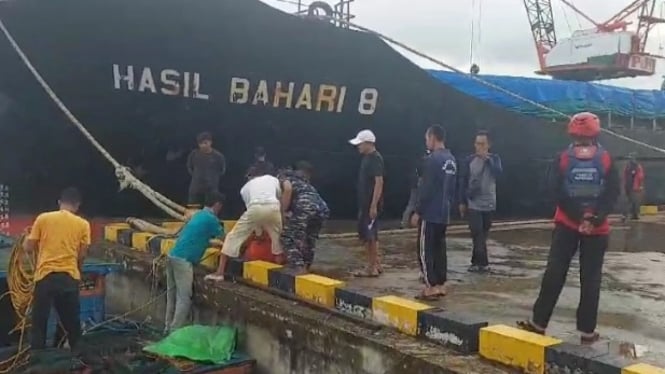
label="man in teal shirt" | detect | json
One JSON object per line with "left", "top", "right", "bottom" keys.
{"left": 165, "top": 192, "right": 225, "bottom": 333}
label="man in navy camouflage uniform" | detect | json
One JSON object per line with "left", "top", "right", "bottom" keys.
{"left": 279, "top": 161, "right": 330, "bottom": 272}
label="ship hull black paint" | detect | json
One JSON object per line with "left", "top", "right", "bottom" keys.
{"left": 0, "top": 0, "right": 658, "bottom": 219}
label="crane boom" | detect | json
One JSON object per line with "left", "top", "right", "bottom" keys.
{"left": 522, "top": 0, "right": 556, "bottom": 70}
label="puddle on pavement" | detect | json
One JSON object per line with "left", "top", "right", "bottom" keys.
{"left": 312, "top": 220, "right": 665, "bottom": 366}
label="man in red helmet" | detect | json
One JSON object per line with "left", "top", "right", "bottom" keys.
{"left": 517, "top": 112, "right": 620, "bottom": 344}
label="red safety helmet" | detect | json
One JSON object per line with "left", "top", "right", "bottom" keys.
{"left": 567, "top": 112, "right": 601, "bottom": 138}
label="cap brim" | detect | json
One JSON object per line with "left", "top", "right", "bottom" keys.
{"left": 349, "top": 138, "right": 362, "bottom": 146}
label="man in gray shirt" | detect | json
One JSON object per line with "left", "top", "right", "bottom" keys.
{"left": 458, "top": 131, "right": 502, "bottom": 273}
{"left": 187, "top": 132, "right": 226, "bottom": 207}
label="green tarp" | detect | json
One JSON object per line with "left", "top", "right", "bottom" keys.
{"left": 143, "top": 325, "right": 237, "bottom": 364}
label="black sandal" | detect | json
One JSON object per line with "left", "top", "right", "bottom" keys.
{"left": 516, "top": 320, "right": 545, "bottom": 335}
{"left": 415, "top": 293, "right": 441, "bottom": 301}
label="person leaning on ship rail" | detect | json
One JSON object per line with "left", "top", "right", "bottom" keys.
{"left": 164, "top": 192, "right": 225, "bottom": 334}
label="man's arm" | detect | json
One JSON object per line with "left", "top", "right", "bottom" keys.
{"left": 368, "top": 155, "right": 384, "bottom": 216}
{"left": 488, "top": 154, "right": 503, "bottom": 178}
{"left": 78, "top": 222, "right": 92, "bottom": 275}
{"left": 457, "top": 156, "right": 470, "bottom": 205}
{"left": 218, "top": 152, "right": 227, "bottom": 177}
{"left": 416, "top": 157, "right": 436, "bottom": 215}
{"left": 280, "top": 180, "right": 293, "bottom": 214}
{"left": 186, "top": 150, "right": 195, "bottom": 176}
{"left": 591, "top": 156, "right": 621, "bottom": 226}
{"left": 24, "top": 215, "right": 43, "bottom": 254}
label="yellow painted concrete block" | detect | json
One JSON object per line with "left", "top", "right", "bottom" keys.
{"left": 199, "top": 248, "right": 220, "bottom": 270}
{"left": 223, "top": 220, "right": 237, "bottom": 234}
{"left": 131, "top": 232, "right": 154, "bottom": 252}
{"left": 640, "top": 205, "right": 658, "bottom": 216}
{"left": 624, "top": 363, "right": 665, "bottom": 374}
{"left": 479, "top": 324, "right": 561, "bottom": 374}
{"left": 103, "top": 224, "right": 129, "bottom": 242}
{"left": 371, "top": 295, "right": 432, "bottom": 336}
{"left": 162, "top": 221, "right": 184, "bottom": 230}
{"left": 243, "top": 260, "right": 282, "bottom": 286}
{"left": 294, "top": 274, "right": 345, "bottom": 308}
{"left": 160, "top": 238, "right": 177, "bottom": 255}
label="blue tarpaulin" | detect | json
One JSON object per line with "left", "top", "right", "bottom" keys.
{"left": 428, "top": 70, "right": 665, "bottom": 119}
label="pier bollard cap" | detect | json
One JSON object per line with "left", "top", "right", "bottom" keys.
{"left": 349, "top": 130, "right": 376, "bottom": 145}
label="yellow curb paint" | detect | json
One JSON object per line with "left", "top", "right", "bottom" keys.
{"left": 371, "top": 295, "right": 432, "bottom": 336}
{"left": 479, "top": 324, "right": 561, "bottom": 374}
{"left": 623, "top": 364, "right": 665, "bottom": 374}
{"left": 243, "top": 261, "right": 282, "bottom": 286}
{"left": 295, "top": 274, "right": 345, "bottom": 308}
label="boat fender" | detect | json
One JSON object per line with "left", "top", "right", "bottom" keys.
{"left": 307, "top": 1, "right": 334, "bottom": 18}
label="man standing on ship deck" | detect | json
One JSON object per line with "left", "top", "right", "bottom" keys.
{"left": 349, "top": 129, "right": 385, "bottom": 277}
{"left": 517, "top": 112, "right": 620, "bottom": 344}
{"left": 26, "top": 187, "right": 91, "bottom": 352}
{"left": 410, "top": 125, "right": 457, "bottom": 300}
{"left": 187, "top": 132, "right": 226, "bottom": 208}
{"left": 206, "top": 164, "right": 284, "bottom": 281}
{"left": 458, "top": 130, "right": 503, "bottom": 273}
{"left": 164, "top": 192, "right": 225, "bottom": 333}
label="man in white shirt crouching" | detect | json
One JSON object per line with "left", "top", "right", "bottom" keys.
{"left": 206, "top": 165, "right": 283, "bottom": 281}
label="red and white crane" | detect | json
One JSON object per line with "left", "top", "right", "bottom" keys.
{"left": 522, "top": 0, "right": 665, "bottom": 81}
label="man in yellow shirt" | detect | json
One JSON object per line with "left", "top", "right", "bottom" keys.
{"left": 25, "top": 188, "right": 91, "bottom": 351}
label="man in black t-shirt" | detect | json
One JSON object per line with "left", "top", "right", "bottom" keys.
{"left": 349, "top": 129, "right": 385, "bottom": 277}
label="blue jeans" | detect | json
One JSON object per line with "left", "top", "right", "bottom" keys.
{"left": 164, "top": 257, "right": 193, "bottom": 332}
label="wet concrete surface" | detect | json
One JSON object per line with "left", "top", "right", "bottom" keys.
{"left": 311, "top": 218, "right": 665, "bottom": 367}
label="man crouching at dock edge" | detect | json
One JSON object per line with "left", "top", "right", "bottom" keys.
{"left": 517, "top": 112, "right": 620, "bottom": 344}
{"left": 25, "top": 188, "right": 91, "bottom": 352}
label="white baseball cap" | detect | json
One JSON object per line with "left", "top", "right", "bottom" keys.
{"left": 348, "top": 129, "right": 376, "bottom": 145}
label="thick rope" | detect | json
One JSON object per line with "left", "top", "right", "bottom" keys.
{"left": 0, "top": 18, "right": 187, "bottom": 220}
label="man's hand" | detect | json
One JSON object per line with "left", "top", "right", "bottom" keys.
{"left": 410, "top": 213, "right": 420, "bottom": 228}
{"left": 369, "top": 205, "right": 378, "bottom": 220}
{"left": 459, "top": 204, "right": 467, "bottom": 218}
{"left": 477, "top": 150, "right": 489, "bottom": 160}
{"left": 579, "top": 220, "right": 593, "bottom": 235}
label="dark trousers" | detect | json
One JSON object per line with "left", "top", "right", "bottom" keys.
{"left": 532, "top": 224, "right": 607, "bottom": 334}
{"left": 418, "top": 220, "right": 447, "bottom": 287}
{"left": 31, "top": 273, "right": 81, "bottom": 350}
{"left": 468, "top": 209, "right": 493, "bottom": 266}
{"left": 625, "top": 191, "right": 641, "bottom": 219}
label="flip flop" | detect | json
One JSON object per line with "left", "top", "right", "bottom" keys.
{"left": 352, "top": 268, "right": 380, "bottom": 278}
{"left": 415, "top": 293, "right": 441, "bottom": 301}
{"left": 516, "top": 320, "right": 545, "bottom": 335}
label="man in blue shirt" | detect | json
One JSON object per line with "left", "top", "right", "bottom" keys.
{"left": 165, "top": 192, "right": 225, "bottom": 333}
{"left": 411, "top": 125, "right": 457, "bottom": 300}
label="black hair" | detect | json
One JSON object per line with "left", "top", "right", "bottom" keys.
{"left": 204, "top": 191, "right": 225, "bottom": 207}
{"left": 247, "top": 163, "right": 272, "bottom": 178}
{"left": 60, "top": 187, "right": 82, "bottom": 205}
{"left": 294, "top": 160, "right": 314, "bottom": 175}
{"left": 196, "top": 132, "right": 212, "bottom": 144}
{"left": 476, "top": 130, "right": 491, "bottom": 142}
{"left": 426, "top": 124, "right": 446, "bottom": 142}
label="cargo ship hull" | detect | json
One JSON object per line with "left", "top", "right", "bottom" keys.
{"left": 0, "top": 0, "right": 656, "bottom": 220}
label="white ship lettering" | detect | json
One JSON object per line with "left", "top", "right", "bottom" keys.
{"left": 112, "top": 64, "right": 209, "bottom": 100}
{"left": 230, "top": 77, "right": 377, "bottom": 115}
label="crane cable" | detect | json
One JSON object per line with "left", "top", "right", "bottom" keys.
{"left": 313, "top": 14, "right": 665, "bottom": 156}
{"left": 0, "top": 18, "right": 187, "bottom": 221}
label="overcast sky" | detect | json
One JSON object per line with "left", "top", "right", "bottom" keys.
{"left": 260, "top": 0, "right": 665, "bottom": 90}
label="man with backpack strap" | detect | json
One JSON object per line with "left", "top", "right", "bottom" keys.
{"left": 517, "top": 112, "right": 620, "bottom": 344}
